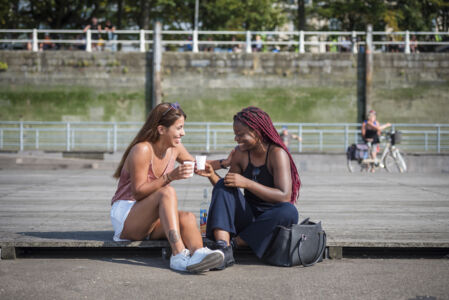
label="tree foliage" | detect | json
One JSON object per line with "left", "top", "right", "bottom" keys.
{"left": 309, "top": 0, "right": 449, "bottom": 32}
{"left": 0, "top": 0, "right": 447, "bottom": 31}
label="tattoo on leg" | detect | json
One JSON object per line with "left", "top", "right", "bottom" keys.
{"left": 168, "top": 229, "right": 180, "bottom": 244}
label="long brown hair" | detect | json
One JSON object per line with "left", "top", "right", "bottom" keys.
{"left": 234, "top": 106, "right": 301, "bottom": 203}
{"left": 113, "top": 102, "right": 186, "bottom": 178}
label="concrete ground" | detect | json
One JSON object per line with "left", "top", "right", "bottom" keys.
{"left": 0, "top": 152, "right": 449, "bottom": 299}
{"left": 1, "top": 256, "right": 449, "bottom": 300}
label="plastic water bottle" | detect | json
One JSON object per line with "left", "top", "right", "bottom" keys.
{"left": 199, "top": 188, "right": 209, "bottom": 237}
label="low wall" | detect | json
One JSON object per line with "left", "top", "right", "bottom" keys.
{"left": 0, "top": 51, "right": 448, "bottom": 91}
{"left": 290, "top": 153, "right": 449, "bottom": 174}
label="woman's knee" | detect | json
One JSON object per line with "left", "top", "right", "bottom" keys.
{"left": 156, "top": 185, "right": 177, "bottom": 205}
{"left": 276, "top": 202, "right": 299, "bottom": 224}
{"left": 179, "top": 211, "right": 196, "bottom": 228}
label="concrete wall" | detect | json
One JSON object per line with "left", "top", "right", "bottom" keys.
{"left": 1, "top": 51, "right": 448, "bottom": 91}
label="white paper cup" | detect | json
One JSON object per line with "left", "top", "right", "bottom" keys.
{"left": 183, "top": 161, "right": 195, "bottom": 177}
{"left": 195, "top": 155, "right": 207, "bottom": 170}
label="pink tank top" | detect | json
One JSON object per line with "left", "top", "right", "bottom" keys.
{"left": 111, "top": 150, "right": 175, "bottom": 204}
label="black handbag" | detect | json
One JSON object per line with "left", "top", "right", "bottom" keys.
{"left": 263, "top": 218, "right": 327, "bottom": 267}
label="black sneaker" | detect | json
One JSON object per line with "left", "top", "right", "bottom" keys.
{"left": 211, "top": 240, "right": 235, "bottom": 270}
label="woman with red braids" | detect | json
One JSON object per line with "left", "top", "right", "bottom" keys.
{"left": 196, "top": 106, "right": 300, "bottom": 269}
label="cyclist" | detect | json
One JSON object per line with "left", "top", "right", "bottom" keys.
{"left": 361, "top": 110, "right": 391, "bottom": 171}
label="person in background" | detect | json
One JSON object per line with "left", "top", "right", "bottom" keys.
{"left": 110, "top": 102, "right": 224, "bottom": 273}
{"left": 104, "top": 20, "right": 117, "bottom": 52}
{"left": 280, "top": 126, "right": 302, "bottom": 150}
{"left": 39, "top": 33, "right": 55, "bottom": 51}
{"left": 253, "top": 35, "right": 263, "bottom": 52}
{"left": 83, "top": 17, "right": 102, "bottom": 51}
{"left": 361, "top": 110, "right": 391, "bottom": 172}
{"left": 196, "top": 107, "right": 300, "bottom": 270}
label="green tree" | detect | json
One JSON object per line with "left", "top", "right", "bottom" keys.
{"left": 310, "top": 0, "right": 388, "bottom": 31}
{"left": 200, "top": 0, "right": 286, "bottom": 30}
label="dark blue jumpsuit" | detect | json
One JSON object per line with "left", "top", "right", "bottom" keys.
{"left": 206, "top": 145, "right": 299, "bottom": 258}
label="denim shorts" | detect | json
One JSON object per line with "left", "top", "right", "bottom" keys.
{"left": 110, "top": 200, "right": 135, "bottom": 241}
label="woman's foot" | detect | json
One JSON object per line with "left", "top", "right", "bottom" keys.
{"left": 170, "top": 249, "right": 190, "bottom": 272}
{"left": 186, "top": 247, "right": 224, "bottom": 273}
{"left": 212, "top": 240, "right": 235, "bottom": 270}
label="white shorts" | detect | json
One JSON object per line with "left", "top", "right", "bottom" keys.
{"left": 110, "top": 200, "right": 136, "bottom": 242}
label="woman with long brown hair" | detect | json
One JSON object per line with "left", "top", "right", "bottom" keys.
{"left": 110, "top": 102, "right": 224, "bottom": 273}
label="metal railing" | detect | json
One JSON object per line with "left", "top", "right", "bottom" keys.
{"left": 1, "top": 29, "right": 448, "bottom": 53}
{"left": 0, "top": 121, "right": 448, "bottom": 153}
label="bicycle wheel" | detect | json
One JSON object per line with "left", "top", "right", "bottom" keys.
{"left": 347, "top": 158, "right": 356, "bottom": 173}
{"left": 384, "top": 150, "right": 406, "bottom": 173}
{"left": 393, "top": 150, "right": 407, "bottom": 173}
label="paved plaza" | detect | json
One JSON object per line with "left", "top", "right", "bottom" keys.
{"left": 0, "top": 153, "right": 448, "bottom": 299}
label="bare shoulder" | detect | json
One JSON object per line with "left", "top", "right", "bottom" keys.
{"left": 130, "top": 142, "right": 152, "bottom": 158}
{"left": 268, "top": 145, "right": 290, "bottom": 171}
{"left": 232, "top": 146, "right": 248, "bottom": 165}
{"left": 270, "top": 145, "right": 288, "bottom": 160}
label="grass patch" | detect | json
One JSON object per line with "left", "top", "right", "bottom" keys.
{"left": 0, "top": 86, "right": 145, "bottom": 122}
{"left": 372, "top": 84, "right": 449, "bottom": 124}
{"left": 0, "top": 84, "right": 447, "bottom": 124}
{"left": 167, "top": 87, "right": 358, "bottom": 123}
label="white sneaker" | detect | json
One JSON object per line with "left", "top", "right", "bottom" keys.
{"left": 170, "top": 249, "right": 190, "bottom": 272}
{"left": 186, "top": 247, "right": 224, "bottom": 273}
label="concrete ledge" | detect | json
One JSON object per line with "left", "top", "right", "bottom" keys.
{"left": 2, "top": 238, "right": 448, "bottom": 260}
{"left": 62, "top": 151, "right": 106, "bottom": 160}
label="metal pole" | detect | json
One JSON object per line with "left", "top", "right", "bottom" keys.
{"left": 193, "top": 0, "right": 199, "bottom": 52}
{"left": 86, "top": 29, "right": 92, "bottom": 52}
{"left": 365, "top": 25, "right": 373, "bottom": 115}
{"left": 299, "top": 31, "right": 305, "bottom": 53}
{"left": 140, "top": 29, "right": 146, "bottom": 52}
{"left": 19, "top": 121, "right": 24, "bottom": 151}
{"left": 193, "top": 29, "right": 199, "bottom": 53}
{"left": 405, "top": 30, "right": 410, "bottom": 54}
{"left": 246, "top": 31, "right": 252, "bottom": 53}
{"left": 113, "top": 123, "right": 118, "bottom": 152}
{"left": 32, "top": 29, "right": 38, "bottom": 52}
{"left": 206, "top": 123, "right": 210, "bottom": 152}
{"left": 107, "top": 129, "right": 111, "bottom": 151}
{"left": 35, "top": 129, "right": 39, "bottom": 150}
{"left": 66, "top": 122, "right": 71, "bottom": 151}
{"left": 319, "top": 131, "right": 323, "bottom": 151}
{"left": 148, "top": 21, "right": 163, "bottom": 111}
{"left": 344, "top": 125, "right": 348, "bottom": 150}
{"left": 437, "top": 126, "right": 441, "bottom": 153}
{"left": 352, "top": 31, "right": 357, "bottom": 54}
{"left": 194, "top": 0, "right": 199, "bottom": 32}
{"left": 298, "top": 124, "right": 302, "bottom": 152}
{"left": 425, "top": 132, "right": 428, "bottom": 152}
{"left": 0, "top": 129, "right": 3, "bottom": 149}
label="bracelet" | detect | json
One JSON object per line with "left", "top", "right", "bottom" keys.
{"left": 219, "top": 159, "right": 226, "bottom": 169}
{"left": 165, "top": 173, "right": 172, "bottom": 184}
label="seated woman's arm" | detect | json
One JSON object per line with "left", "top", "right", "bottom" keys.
{"left": 225, "top": 147, "right": 291, "bottom": 203}
{"left": 129, "top": 143, "right": 170, "bottom": 201}
{"left": 174, "top": 143, "right": 195, "bottom": 163}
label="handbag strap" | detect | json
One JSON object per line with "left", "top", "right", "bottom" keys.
{"left": 298, "top": 231, "right": 327, "bottom": 267}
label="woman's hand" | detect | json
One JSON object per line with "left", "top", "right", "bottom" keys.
{"left": 168, "top": 163, "right": 194, "bottom": 181}
{"left": 195, "top": 162, "right": 214, "bottom": 178}
{"left": 224, "top": 172, "right": 250, "bottom": 188}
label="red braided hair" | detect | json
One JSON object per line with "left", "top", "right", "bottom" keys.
{"left": 234, "top": 106, "right": 301, "bottom": 203}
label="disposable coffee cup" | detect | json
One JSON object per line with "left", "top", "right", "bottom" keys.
{"left": 183, "top": 161, "right": 195, "bottom": 177}
{"left": 196, "top": 155, "right": 207, "bottom": 170}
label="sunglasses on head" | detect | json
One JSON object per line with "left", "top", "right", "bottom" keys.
{"left": 162, "top": 102, "right": 181, "bottom": 117}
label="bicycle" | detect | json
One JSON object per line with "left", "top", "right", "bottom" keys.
{"left": 346, "top": 131, "right": 407, "bottom": 173}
